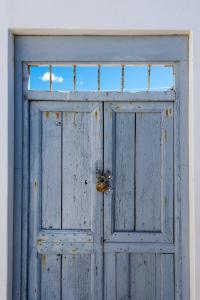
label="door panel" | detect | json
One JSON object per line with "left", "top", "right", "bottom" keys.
{"left": 104, "top": 253, "right": 174, "bottom": 300}
{"left": 104, "top": 102, "right": 175, "bottom": 299}
{"left": 104, "top": 102, "right": 174, "bottom": 243}
{"left": 29, "top": 101, "right": 103, "bottom": 299}
{"left": 114, "top": 112, "right": 136, "bottom": 231}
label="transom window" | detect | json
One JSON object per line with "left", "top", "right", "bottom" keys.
{"left": 28, "top": 64, "right": 174, "bottom": 92}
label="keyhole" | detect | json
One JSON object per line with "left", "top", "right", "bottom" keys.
{"left": 85, "top": 179, "right": 88, "bottom": 185}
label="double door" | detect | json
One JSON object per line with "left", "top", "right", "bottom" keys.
{"left": 29, "top": 100, "right": 174, "bottom": 299}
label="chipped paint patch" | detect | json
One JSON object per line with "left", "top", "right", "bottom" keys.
{"left": 71, "top": 248, "right": 78, "bottom": 253}
{"left": 56, "top": 112, "right": 60, "bottom": 119}
{"left": 165, "top": 108, "right": 172, "bottom": 117}
{"left": 34, "top": 181, "right": 38, "bottom": 190}
{"left": 41, "top": 255, "right": 46, "bottom": 271}
{"left": 45, "top": 111, "right": 49, "bottom": 119}
{"left": 37, "top": 239, "right": 43, "bottom": 246}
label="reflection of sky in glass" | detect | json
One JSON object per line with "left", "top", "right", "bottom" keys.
{"left": 124, "top": 66, "right": 148, "bottom": 91}
{"left": 52, "top": 66, "right": 73, "bottom": 91}
{"left": 150, "top": 66, "right": 174, "bottom": 90}
{"left": 29, "top": 66, "right": 50, "bottom": 90}
{"left": 100, "top": 66, "right": 121, "bottom": 91}
{"left": 76, "top": 66, "right": 98, "bottom": 91}
{"left": 28, "top": 64, "right": 174, "bottom": 92}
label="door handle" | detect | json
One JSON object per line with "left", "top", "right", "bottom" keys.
{"left": 96, "top": 169, "right": 112, "bottom": 192}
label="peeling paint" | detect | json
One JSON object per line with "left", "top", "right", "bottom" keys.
{"left": 165, "top": 108, "right": 172, "bottom": 117}
{"left": 71, "top": 248, "right": 78, "bottom": 254}
{"left": 41, "top": 255, "right": 46, "bottom": 271}
{"left": 34, "top": 181, "right": 38, "bottom": 190}
{"left": 56, "top": 112, "right": 60, "bottom": 119}
{"left": 37, "top": 239, "right": 43, "bottom": 246}
{"left": 45, "top": 111, "right": 49, "bottom": 119}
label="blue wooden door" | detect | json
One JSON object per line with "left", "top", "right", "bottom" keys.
{"left": 104, "top": 102, "right": 174, "bottom": 299}
{"left": 29, "top": 101, "right": 103, "bottom": 299}
{"left": 28, "top": 100, "right": 174, "bottom": 300}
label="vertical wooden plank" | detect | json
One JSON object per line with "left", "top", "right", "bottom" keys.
{"left": 116, "top": 253, "right": 130, "bottom": 299}
{"left": 39, "top": 109, "right": 62, "bottom": 299}
{"left": 162, "top": 106, "right": 174, "bottom": 242}
{"left": 21, "top": 63, "right": 30, "bottom": 300}
{"left": 174, "top": 61, "right": 190, "bottom": 300}
{"left": 90, "top": 104, "right": 103, "bottom": 300}
{"left": 161, "top": 254, "right": 174, "bottom": 300}
{"left": 114, "top": 112, "right": 135, "bottom": 231}
{"left": 62, "top": 254, "right": 91, "bottom": 300}
{"left": 155, "top": 254, "right": 161, "bottom": 300}
{"left": 28, "top": 103, "right": 42, "bottom": 299}
{"left": 130, "top": 253, "right": 156, "bottom": 300}
{"left": 62, "top": 111, "right": 91, "bottom": 230}
{"left": 135, "top": 112, "right": 161, "bottom": 232}
{"left": 104, "top": 104, "right": 114, "bottom": 239}
{"left": 41, "top": 254, "right": 61, "bottom": 300}
{"left": 42, "top": 111, "right": 62, "bottom": 229}
{"left": 104, "top": 253, "right": 116, "bottom": 300}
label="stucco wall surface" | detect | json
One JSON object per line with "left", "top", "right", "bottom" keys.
{"left": 0, "top": 0, "right": 200, "bottom": 299}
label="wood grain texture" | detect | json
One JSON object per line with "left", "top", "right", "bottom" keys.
{"left": 135, "top": 112, "right": 161, "bottom": 232}
{"left": 27, "top": 90, "right": 175, "bottom": 102}
{"left": 104, "top": 253, "right": 175, "bottom": 300}
{"left": 62, "top": 254, "right": 92, "bottom": 300}
{"left": 114, "top": 112, "right": 135, "bottom": 231}
{"left": 42, "top": 111, "right": 62, "bottom": 229}
{"left": 40, "top": 254, "right": 61, "bottom": 300}
{"left": 62, "top": 111, "right": 91, "bottom": 230}
{"left": 130, "top": 253, "right": 156, "bottom": 300}
{"left": 28, "top": 103, "right": 42, "bottom": 299}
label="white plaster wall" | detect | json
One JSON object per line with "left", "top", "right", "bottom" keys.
{"left": 0, "top": 0, "right": 199, "bottom": 299}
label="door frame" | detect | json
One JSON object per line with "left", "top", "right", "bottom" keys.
{"left": 13, "top": 35, "right": 189, "bottom": 299}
